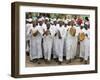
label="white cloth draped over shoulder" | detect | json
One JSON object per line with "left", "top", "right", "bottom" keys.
{"left": 66, "top": 25, "right": 78, "bottom": 60}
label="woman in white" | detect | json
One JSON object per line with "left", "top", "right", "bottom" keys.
{"left": 43, "top": 23, "right": 53, "bottom": 63}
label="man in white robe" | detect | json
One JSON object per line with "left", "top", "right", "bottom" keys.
{"left": 29, "top": 22, "right": 38, "bottom": 61}
{"left": 79, "top": 26, "right": 90, "bottom": 64}
{"left": 66, "top": 25, "right": 73, "bottom": 63}
{"left": 50, "top": 21, "right": 58, "bottom": 60}
{"left": 72, "top": 26, "right": 80, "bottom": 59}
{"left": 74, "top": 26, "right": 81, "bottom": 57}
{"left": 63, "top": 23, "right": 68, "bottom": 58}
{"left": 65, "top": 22, "right": 77, "bottom": 63}
{"left": 36, "top": 20, "right": 45, "bottom": 64}
{"left": 29, "top": 20, "right": 44, "bottom": 64}
{"left": 54, "top": 21, "right": 65, "bottom": 64}
{"left": 85, "top": 27, "right": 90, "bottom": 63}
{"left": 79, "top": 27, "right": 90, "bottom": 64}
{"left": 43, "top": 23, "right": 53, "bottom": 63}
{"left": 25, "top": 18, "right": 33, "bottom": 54}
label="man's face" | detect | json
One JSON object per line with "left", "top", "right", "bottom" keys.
{"left": 46, "top": 23, "right": 50, "bottom": 29}
{"left": 33, "top": 21, "right": 36, "bottom": 27}
{"left": 59, "top": 21, "right": 63, "bottom": 27}
{"left": 64, "top": 24, "right": 67, "bottom": 27}
{"left": 54, "top": 21, "right": 57, "bottom": 25}
{"left": 44, "top": 19, "right": 49, "bottom": 25}
{"left": 70, "top": 21, "right": 74, "bottom": 26}
{"left": 38, "top": 21, "right": 43, "bottom": 26}
{"left": 28, "top": 13, "right": 32, "bottom": 18}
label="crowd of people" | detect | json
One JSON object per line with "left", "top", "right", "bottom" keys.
{"left": 26, "top": 13, "right": 90, "bottom": 65}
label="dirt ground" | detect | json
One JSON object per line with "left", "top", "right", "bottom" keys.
{"left": 25, "top": 44, "right": 89, "bottom": 67}
{"left": 25, "top": 55, "right": 89, "bottom": 67}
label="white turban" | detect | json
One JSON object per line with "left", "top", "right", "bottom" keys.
{"left": 26, "top": 18, "right": 32, "bottom": 22}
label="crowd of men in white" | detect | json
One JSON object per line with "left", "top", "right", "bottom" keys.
{"left": 26, "top": 15, "right": 90, "bottom": 65}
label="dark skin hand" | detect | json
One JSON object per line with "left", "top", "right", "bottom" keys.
{"left": 55, "top": 33, "right": 57, "bottom": 36}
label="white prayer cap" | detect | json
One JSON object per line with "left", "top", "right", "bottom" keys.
{"left": 47, "top": 22, "right": 50, "bottom": 24}
{"left": 49, "top": 18, "right": 52, "bottom": 22}
{"left": 53, "top": 18, "right": 56, "bottom": 21}
{"left": 38, "top": 18, "right": 43, "bottom": 21}
{"left": 59, "top": 19, "right": 64, "bottom": 22}
{"left": 45, "top": 17, "right": 49, "bottom": 20}
{"left": 57, "top": 18, "right": 62, "bottom": 22}
{"left": 41, "top": 17, "right": 45, "bottom": 20}
{"left": 26, "top": 18, "right": 33, "bottom": 22}
{"left": 57, "top": 18, "right": 60, "bottom": 22}
{"left": 64, "top": 20, "right": 68, "bottom": 24}
{"left": 50, "top": 20, "right": 53, "bottom": 24}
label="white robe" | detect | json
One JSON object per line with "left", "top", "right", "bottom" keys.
{"left": 80, "top": 28, "right": 90, "bottom": 60}
{"left": 63, "top": 27, "right": 68, "bottom": 57}
{"left": 26, "top": 23, "right": 33, "bottom": 40}
{"left": 72, "top": 26, "right": 80, "bottom": 57}
{"left": 43, "top": 27, "right": 53, "bottom": 61}
{"left": 54, "top": 25, "right": 65, "bottom": 62}
{"left": 51, "top": 24, "right": 58, "bottom": 58}
{"left": 66, "top": 26, "right": 77, "bottom": 60}
{"left": 25, "top": 23, "right": 32, "bottom": 52}
{"left": 84, "top": 37, "right": 90, "bottom": 60}
{"left": 30, "top": 25, "right": 43, "bottom": 60}
{"left": 84, "top": 29, "right": 90, "bottom": 60}
{"left": 41, "top": 23, "right": 47, "bottom": 57}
